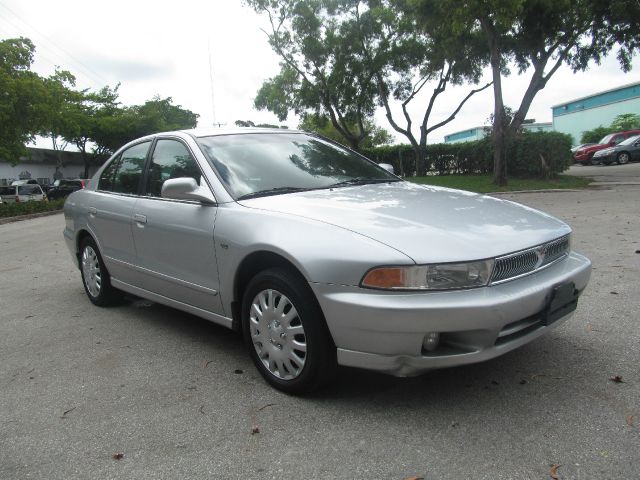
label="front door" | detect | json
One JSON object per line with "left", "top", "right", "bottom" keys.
{"left": 131, "top": 138, "right": 223, "bottom": 315}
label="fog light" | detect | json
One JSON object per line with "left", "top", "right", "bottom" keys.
{"left": 422, "top": 332, "right": 440, "bottom": 352}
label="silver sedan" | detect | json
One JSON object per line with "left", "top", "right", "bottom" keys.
{"left": 63, "top": 129, "right": 592, "bottom": 393}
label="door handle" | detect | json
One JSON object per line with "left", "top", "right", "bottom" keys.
{"left": 134, "top": 213, "right": 147, "bottom": 224}
{"left": 87, "top": 206, "right": 97, "bottom": 215}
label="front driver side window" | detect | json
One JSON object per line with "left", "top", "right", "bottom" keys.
{"left": 146, "top": 139, "right": 202, "bottom": 198}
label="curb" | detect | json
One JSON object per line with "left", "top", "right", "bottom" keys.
{"left": 488, "top": 188, "right": 587, "bottom": 195}
{"left": 0, "top": 209, "right": 63, "bottom": 225}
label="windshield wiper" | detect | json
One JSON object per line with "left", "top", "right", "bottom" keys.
{"left": 329, "top": 177, "right": 399, "bottom": 188}
{"left": 237, "top": 186, "right": 310, "bottom": 200}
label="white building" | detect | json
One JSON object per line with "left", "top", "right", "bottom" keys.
{"left": 552, "top": 81, "right": 640, "bottom": 145}
{"left": 0, "top": 148, "right": 104, "bottom": 186}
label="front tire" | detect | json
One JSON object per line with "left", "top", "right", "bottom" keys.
{"left": 617, "top": 152, "right": 630, "bottom": 165}
{"left": 79, "top": 237, "right": 122, "bottom": 306}
{"left": 241, "top": 268, "right": 336, "bottom": 394}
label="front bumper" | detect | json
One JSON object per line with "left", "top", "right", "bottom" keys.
{"left": 311, "top": 252, "right": 591, "bottom": 376}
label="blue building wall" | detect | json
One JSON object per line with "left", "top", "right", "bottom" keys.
{"left": 552, "top": 81, "right": 640, "bottom": 145}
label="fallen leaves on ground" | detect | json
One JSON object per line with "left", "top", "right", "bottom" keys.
{"left": 234, "top": 369, "right": 244, "bottom": 374}
{"left": 609, "top": 375, "right": 625, "bottom": 383}
{"left": 202, "top": 360, "right": 213, "bottom": 369}
{"left": 257, "top": 403, "right": 277, "bottom": 412}
{"left": 251, "top": 426, "right": 260, "bottom": 435}
{"left": 61, "top": 407, "right": 76, "bottom": 418}
{"left": 626, "top": 415, "right": 635, "bottom": 427}
{"left": 549, "top": 464, "right": 561, "bottom": 479}
{"left": 610, "top": 291, "right": 619, "bottom": 295}
{"left": 112, "top": 453, "right": 124, "bottom": 460}
{"left": 403, "top": 476, "right": 424, "bottom": 480}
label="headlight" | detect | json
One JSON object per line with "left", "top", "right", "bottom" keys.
{"left": 595, "top": 148, "right": 613, "bottom": 157}
{"left": 361, "top": 259, "right": 494, "bottom": 290}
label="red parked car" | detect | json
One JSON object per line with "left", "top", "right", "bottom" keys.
{"left": 574, "top": 129, "right": 640, "bottom": 164}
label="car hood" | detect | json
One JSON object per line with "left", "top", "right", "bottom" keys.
{"left": 238, "top": 182, "right": 571, "bottom": 264}
{"left": 576, "top": 144, "right": 606, "bottom": 155}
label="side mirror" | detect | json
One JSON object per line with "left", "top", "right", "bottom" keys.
{"left": 161, "top": 177, "right": 216, "bottom": 204}
{"left": 379, "top": 163, "right": 394, "bottom": 173}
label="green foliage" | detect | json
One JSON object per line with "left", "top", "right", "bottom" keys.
{"left": 610, "top": 113, "right": 640, "bottom": 131}
{"left": 0, "top": 198, "right": 65, "bottom": 218}
{"left": 580, "top": 114, "right": 640, "bottom": 143}
{"left": 414, "top": 0, "right": 640, "bottom": 184}
{"left": 298, "top": 113, "right": 392, "bottom": 148}
{"left": 363, "top": 131, "right": 573, "bottom": 178}
{"left": 90, "top": 96, "right": 199, "bottom": 155}
{"left": 580, "top": 126, "right": 614, "bottom": 144}
{"left": 0, "top": 37, "right": 48, "bottom": 164}
{"left": 234, "top": 120, "right": 287, "bottom": 128}
{"left": 248, "top": 1, "right": 379, "bottom": 150}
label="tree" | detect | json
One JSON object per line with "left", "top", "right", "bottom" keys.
{"left": 234, "top": 119, "right": 288, "bottom": 128}
{"left": 248, "top": 0, "right": 380, "bottom": 151}
{"left": 59, "top": 85, "right": 121, "bottom": 177}
{"left": 298, "top": 112, "right": 392, "bottom": 148}
{"left": 0, "top": 37, "right": 47, "bottom": 164}
{"left": 420, "top": 0, "right": 640, "bottom": 185}
{"left": 610, "top": 113, "right": 640, "bottom": 131}
{"left": 91, "top": 96, "right": 199, "bottom": 155}
{"left": 354, "top": 1, "right": 491, "bottom": 175}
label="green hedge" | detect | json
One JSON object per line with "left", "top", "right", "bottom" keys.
{"left": 362, "top": 131, "right": 573, "bottom": 178}
{"left": 0, "top": 198, "right": 66, "bottom": 218}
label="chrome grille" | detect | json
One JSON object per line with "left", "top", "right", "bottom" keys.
{"left": 491, "top": 235, "right": 570, "bottom": 284}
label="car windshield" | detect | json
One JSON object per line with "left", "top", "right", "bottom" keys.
{"left": 197, "top": 132, "right": 399, "bottom": 199}
{"left": 619, "top": 135, "right": 640, "bottom": 146}
{"left": 598, "top": 134, "right": 614, "bottom": 144}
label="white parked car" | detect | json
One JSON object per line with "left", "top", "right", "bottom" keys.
{"left": 0, "top": 184, "right": 47, "bottom": 203}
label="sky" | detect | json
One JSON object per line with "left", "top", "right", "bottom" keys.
{"left": 1, "top": 0, "right": 638, "bottom": 148}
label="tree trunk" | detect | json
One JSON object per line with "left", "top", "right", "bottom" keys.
{"left": 480, "top": 15, "right": 508, "bottom": 186}
{"left": 82, "top": 151, "right": 90, "bottom": 179}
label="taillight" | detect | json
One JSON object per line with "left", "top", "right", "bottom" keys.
{"left": 15, "top": 195, "right": 20, "bottom": 203}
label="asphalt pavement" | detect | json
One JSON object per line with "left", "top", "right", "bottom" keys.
{"left": 1, "top": 185, "right": 638, "bottom": 479}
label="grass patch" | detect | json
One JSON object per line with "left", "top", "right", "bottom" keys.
{"left": 409, "top": 174, "right": 591, "bottom": 193}
{"left": 0, "top": 198, "right": 66, "bottom": 218}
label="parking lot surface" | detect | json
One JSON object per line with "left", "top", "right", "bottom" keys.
{"left": 1, "top": 185, "right": 638, "bottom": 479}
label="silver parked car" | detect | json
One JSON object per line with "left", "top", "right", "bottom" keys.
{"left": 64, "top": 129, "right": 592, "bottom": 393}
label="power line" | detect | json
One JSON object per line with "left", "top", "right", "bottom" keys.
{"left": 0, "top": 2, "right": 110, "bottom": 87}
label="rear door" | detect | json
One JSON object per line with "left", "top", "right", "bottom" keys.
{"left": 87, "top": 141, "right": 150, "bottom": 285}
{"left": 131, "top": 137, "right": 223, "bottom": 314}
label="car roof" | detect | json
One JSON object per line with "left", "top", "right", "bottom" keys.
{"left": 179, "top": 127, "right": 302, "bottom": 138}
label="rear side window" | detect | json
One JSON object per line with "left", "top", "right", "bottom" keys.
{"left": 18, "top": 185, "right": 41, "bottom": 195}
{"left": 0, "top": 187, "right": 14, "bottom": 195}
{"left": 99, "top": 155, "right": 121, "bottom": 192}
{"left": 146, "top": 139, "right": 201, "bottom": 197}
{"left": 113, "top": 142, "right": 150, "bottom": 194}
{"left": 99, "top": 142, "right": 151, "bottom": 194}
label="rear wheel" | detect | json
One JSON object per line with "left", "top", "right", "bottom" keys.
{"left": 617, "top": 152, "right": 630, "bottom": 165}
{"left": 79, "top": 237, "right": 122, "bottom": 306}
{"left": 242, "top": 268, "right": 336, "bottom": 394}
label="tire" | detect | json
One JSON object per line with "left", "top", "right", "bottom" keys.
{"left": 79, "top": 237, "right": 122, "bottom": 307}
{"left": 241, "top": 268, "right": 337, "bottom": 394}
{"left": 617, "top": 152, "right": 630, "bottom": 165}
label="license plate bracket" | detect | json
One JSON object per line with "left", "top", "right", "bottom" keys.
{"left": 543, "top": 282, "right": 578, "bottom": 326}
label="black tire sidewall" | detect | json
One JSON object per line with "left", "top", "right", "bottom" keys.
{"left": 241, "top": 268, "right": 336, "bottom": 394}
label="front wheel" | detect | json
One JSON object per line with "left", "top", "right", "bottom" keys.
{"left": 617, "top": 152, "right": 630, "bottom": 165}
{"left": 242, "top": 268, "right": 336, "bottom": 394}
{"left": 79, "top": 237, "right": 122, "bottom": 306}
